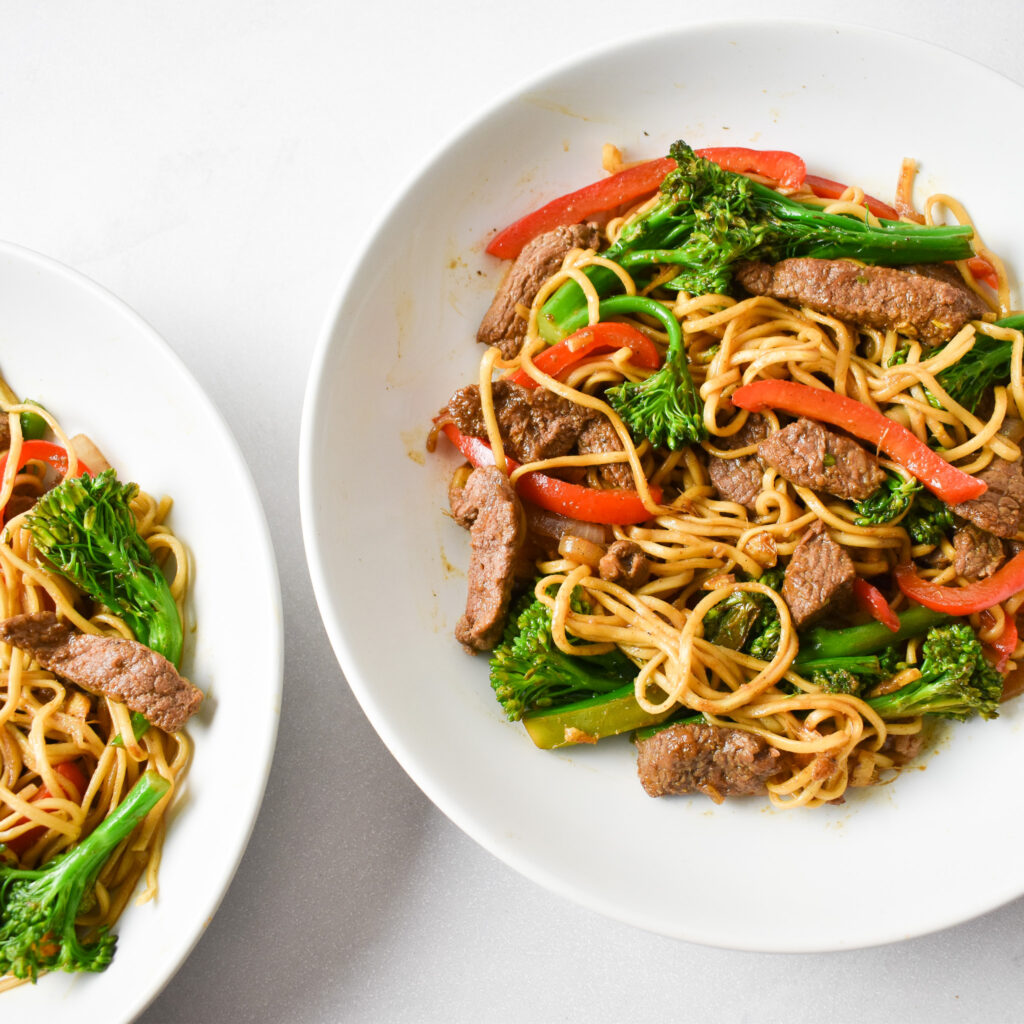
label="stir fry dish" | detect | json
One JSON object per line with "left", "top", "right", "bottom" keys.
{"left": 0, "top": 377, "right": 198, "bottom": 986}
{"left": 429, "top": 140, "right": 1023, "bottom": 808}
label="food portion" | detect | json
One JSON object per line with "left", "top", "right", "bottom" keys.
{"left": 429, "top": 139, "right": 1023, "bottom": 809}
{"left": 0, "top": 379, "right": 195, "bottom": 987}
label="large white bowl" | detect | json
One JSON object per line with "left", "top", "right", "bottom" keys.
{"left": 0, "top": 242, "right": 282, "bottom": 1017}
{"left": 300, "top": 20, "right": 1024, "bottom": 951}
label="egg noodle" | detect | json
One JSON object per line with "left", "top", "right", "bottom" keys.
{"left": 0, "top": 385, "right": 189, "bottom": 993}
{"left": 465, "top": 155, "right": 1023, "bottom": 809}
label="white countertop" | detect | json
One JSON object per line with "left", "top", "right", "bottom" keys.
{"left": 4, "top": 2, "right": 1024, "bottom": 1021}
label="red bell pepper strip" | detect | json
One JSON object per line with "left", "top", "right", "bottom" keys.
{"left": 895, "top": 553, "right": 1024, "bottom": 615}
{"left": 0, "top": 440, "right": 93, "bottom": 519}
{"left": 804, "top": 174, "right": 900, "bottom": 221}
{"left": 696, "top": 147, "right": 806, "bottom": 190}
{"left": 852, "top": 577, "right": 900, "bottom": 633}
{"left": 4, "top": 761, "right": 89, "bottom": 857}
{"left": 730, "top": 380, "right": 986, "bottom": 506}
{"left": 966, "top": 255, "right": 999, "bottom": 290}
{"left": 506, "top": 322, "right": 662, "bottom": 389}
{"left": 439, "top": 422, "right": 658, "bottom": 525}
{"left": 991, "top": 614, "right": 1019, "bottom": 672}
{"left": 486, "top": 147, "right": 808, "bottom": 260}
{"left": 485, "top": 157, "right": 676, "bottom": 260}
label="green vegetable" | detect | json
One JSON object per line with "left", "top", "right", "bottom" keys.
{"left": 25, "top": 470, "right": 183, "bottom": 667}
{"left": 797, "top": 648, "right": 903, "bottom": 697}
{"left": 539, "top": 141, "right": 975, "bottom": 342}
{"left": 702, "top": 572, "right": 783, "bottom": 661}
{"left": 904, "top": 491, "right": 955, "bottom": 546}
{"left": 18, "top": 401, "right": 48, "bottom": 441}
{"left": 522, "top": 683, "right": 673, "bottom": 749}
{"left": 934, "top": 314, "right": 1024, "bottom": 413}
{"left": 866, "top": 623, "right": 1003, "bottom": 721}
{"left": 556, "top": 293, "right": 706, "bottom": 450}
{"left": 110, "top": 711, "right": 150, "bottom": 748}
{"left": 796, "top": 604, "right": 952, "bottom": 663}
{"left": 0, "top": 770, "right": 170, "bottom": 981}
{"left": 489, "top": 590, "right": 636, "bottom": 721}
{"left": 853, "top": 472, "right": 922, "bottom": 526}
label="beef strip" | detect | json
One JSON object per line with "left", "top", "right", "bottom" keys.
{"left": 707, "top": 414, "right": 769, "bottom": 509}
{"left": 635, "top": 722, "right": 788, "bottom": 799}
{"left": 953, "top": 522, "right": 1006, "bottom": 581}
{"left": 598, "top": 539, "right": 650, "bottom": 590}
{"left": 782, "top": 520, "right": 856, "bottom": 628}
{"left": 757, "top": 417, "right": 886, "bottom": 501}
{"left": 575, "top": 418, "right": 633, "bottom": 490}
{"left": 954, "top": 456, "right": 1024, "bottom": 538}
{"left": 477, "top": 223, "right": 602, "bottom": 359}
{"left": 442, "top": 379, "right": 596, "bottom": 464}
{"left": 735, "top": 258, "right": 988, "bottom": 345}
{"left": 0, "top": 612, "right": 201, "bottom": 732}
{"left": 449, "top": 466, "right": 525, "bottom": 652}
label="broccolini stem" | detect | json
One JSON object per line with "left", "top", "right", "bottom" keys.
{"left": 522, "top": 683, "right": 672, "bottom": 749}
{"left": 796, "top": 605, "right": 952, "bottom": 663}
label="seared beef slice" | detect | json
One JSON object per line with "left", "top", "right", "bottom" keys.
{"left": 782, "top": 520, "right": 856, "bottom": 628}
{"left": 758, "top": 418, "right": 885, "bottom": 501}
{"left": 735, "top": 258, "right": 988, "bottom": 345}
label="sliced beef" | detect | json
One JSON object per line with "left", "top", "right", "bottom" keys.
{"left": 707, "top": 414, "right": 769, "bottom": 509}
{"left": 449, "top": 466, "right": 525, "bottom": 652}
{"left": 0, "top": 612, "right": 201, "bottom": 732}
{"left": 757, "top": 417, "right": 885, "bottom": 501}
{"left": 735, "top": 257, "right": 988, "bottom": 345}
{"left": 954, "top": 456, "right": 1024, "bottom": 538}
{"left": 441, "top": 379, "right": 595, "bottom": 465}
{"left": 598, "top": 539, "right": 650, "bottom": 590}
{"left": 953, "top": 523, "right": 1006, "bottom": 581}
{"left": 636, "top": 722, "right": 788, "bottom": 799}
{"left": 575, "top": 418, "right": 632, "bottom": 489}
{"left": 782, "top": 520, "right": 856, "bottom": 628}
{"left": 477, "top": 223, "right": 602, "bottom": 359}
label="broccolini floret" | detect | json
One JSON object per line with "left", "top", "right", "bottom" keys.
{"left": 854, "top": 472, "right": 922, "bottom": 526}
{"left": 0, "top": 771, "right": 170, "bottom": 982}
{"left": 489, "top": 590, "right": 635, "bottom": 721}
{"left": 866, "top": 623, "right": 1003, "bottom": 721}
{"left": 933, "top": 314, "right": 1024, "bottom": 413}
{"left": 25, "top": 470, "right": 183, "bottom": 667}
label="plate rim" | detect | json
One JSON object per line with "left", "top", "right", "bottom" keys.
{"left": 0, "top": 237, "right": 285, "bottom": 1016}
{"left": 299, "top": 16, "right": 1024, "bottom": 952}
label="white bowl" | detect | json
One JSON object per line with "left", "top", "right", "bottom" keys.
{"left": 0, "top": 241, "right": 282, "bottom": 1017}
{"left": 300, "top": 19, "right": 1024, "bottom": 951}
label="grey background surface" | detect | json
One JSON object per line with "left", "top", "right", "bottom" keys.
{"left": 3, "top": 2, "right": 1022, "bottom": 1021}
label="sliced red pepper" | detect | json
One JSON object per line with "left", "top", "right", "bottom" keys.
{"left": 852, "top": 577, "right": 900, "bottom": 633}
{"left": 966, "top": 255, "right": 999, "bottom": 290}
{"left": 487, "top": 147, "right": 807, "bottom": 260}
{"left": 0, "top": 440, "right": 93, "bottom": 520}
{"left": 4, "top": 761, "right": 88, "bottom": 857}
{"left": 485, "top": 157, "right": 676, "bottom": 260}
{"left": 895, "top": 554, "right": 1024, "bottom": 615}
{"left": 439, "top": 422, "right": 658, "bottom": 525}
{"left": 730, "top": 380, "right": 986, "bottom": 506}
{"left": 804, "top": 173, "right": 900, "bottom": 221}
{"left": 506, "top": 322, "right": 662, "bottom": 389}
{"left": 991, "top": 614, "right": 1019, "bottom": 672}
{"left": 696, "top": 147, "right": 806, "bottom": 190}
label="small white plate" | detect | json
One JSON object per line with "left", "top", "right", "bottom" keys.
{"left": 0, "top": 242, "right": 282, "bottom": 1016}
{"left": 301, "top": 19, "right": 1024, "bottom": 951}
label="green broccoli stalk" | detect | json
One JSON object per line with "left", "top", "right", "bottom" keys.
{"left": 553, "top": 292, "right": 706, "bottom": 449}
{"left": 539, "top": 141, "right": 975, "bottom": 342}
{"left": 866, "top": 623, "right": 1003, "bottom": 721}
{"left": 797, "top": 648, "right": 903, "bottom": 696}
{"left": 490, "top": 591, "right": 636, "bottom": 721}
{"left": 796, "top": 604, "right": 952, "bottom": 663}
{"left": 934, "top": 313, "right": 1024, "bottom": 413}
{"left": 854, "top": 472, "right": 922, "bottom": 526}
{"left": 25, "top": 470, "right": 183, "bottom": 667}
{"left": 0, "top": 770, "right": 170, "bottom": 981}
